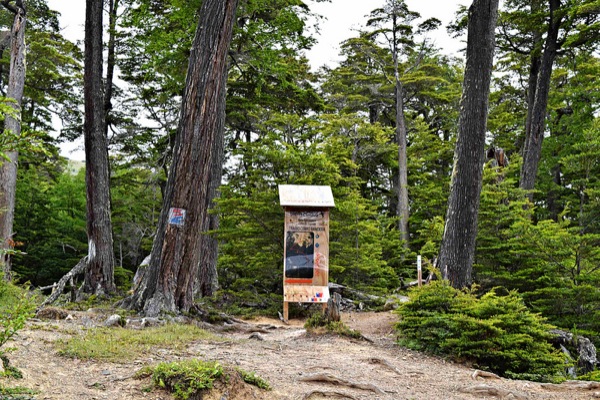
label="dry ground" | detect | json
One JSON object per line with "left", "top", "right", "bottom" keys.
{"left": 3, "top": 310, "right": 600, "bottom": 400}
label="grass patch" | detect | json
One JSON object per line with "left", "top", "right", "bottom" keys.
{"left": 304, "top": 313, "right": 363, "bottom": 340}
{"left": 56, "top": 323, "right": 219, "bottom": 362}
{"left": 0, "top": 384, "right": 39, "bottom": 397}
{"left": 237, "top": 368, "right": 271, "bottom": 390}
{"left": 139, "top": 360, "right": 271, "bottom": 399}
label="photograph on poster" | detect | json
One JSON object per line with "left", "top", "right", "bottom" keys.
{"left": 285, "top": 231, "right": 315, "bottom": 279}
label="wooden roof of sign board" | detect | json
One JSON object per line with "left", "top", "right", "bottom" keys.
{"left": 278, "top": 185, "right": 335, "bottom": 208}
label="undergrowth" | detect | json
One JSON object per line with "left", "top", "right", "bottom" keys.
{"left": 304, "top": 312, "right": 363, "bottom": 340}
{"left": 395, "top": 281, "right": 567, "bottom": 382}
{"left": 56, "top": 323, "right": 220, "bottom": 362}
{"left": 138, "top": 359, "right": 270, "bottom": 399}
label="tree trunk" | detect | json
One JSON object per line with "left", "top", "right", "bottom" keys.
{"left": 195, "top": 69, "right": 226, "bottom": 298}
{"left": 392, "top": 14, "right": 409, "bottom": 248}
{"left": 83, "top": 0, "right": 116, "bottom": 294}
{"left": 519, "top": 0, "right": 562, "bottom": 198}
{"left": 0, "top": 1, "right": 26, "bottom": 282}
{"left": 122, "top": 0, "right": 239, "bottom": 315}
{"left": 104, "top": 0, "right": 118, "bottom": 134}
{"left": 438, "top": 0, "right": 499, "bottom": 289}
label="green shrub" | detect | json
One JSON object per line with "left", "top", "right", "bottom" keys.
{"left": 150, "top": 360, "right": 223, "bottom": 400}
{"left": 237, "top": 368, "right": 271, "bottom": 390}
{"left": 395, "top": 281, "right": 566, "bottom": 382}
{"left": 304, "top": 312, "right": 363, "bottom": 340}
{"left": 0, "top": 282, "right": 35, "bottom": 352}
{"left": 140, "top": 360, "right": 271, "bottom": 399}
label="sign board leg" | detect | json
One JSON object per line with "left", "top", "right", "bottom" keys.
{"left": 283, "top": 301, "right": 289, "bottom": 322}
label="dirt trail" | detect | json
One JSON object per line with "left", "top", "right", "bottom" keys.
{"left": 3, "top": 310, "right": 600, "bottom": 400}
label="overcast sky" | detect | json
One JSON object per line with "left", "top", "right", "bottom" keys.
{"left": 45, "top": 0, "right": 471, "bottom": 160}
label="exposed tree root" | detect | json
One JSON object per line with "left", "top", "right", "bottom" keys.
{"left": 459, "top": 384, "right": 527, "bottom": 399}
{"left": 472, "top": 369, "right": 501, "bottom": 380}
{"left": 541, "top": 381, "right": 600, "bottom": 391}
{"left": 38, "top": 256, "right": 88, "bottom": 310}
{"left": 302, "top": 390, "right": 358, "bottom": 400}
{"left": 368, "top": 357, "right": 402, "bottom": 375}
{"left": 298, "top": 373, "right": 385, "bottom": 395}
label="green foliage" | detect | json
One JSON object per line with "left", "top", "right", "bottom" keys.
{"left": 0, "top": 282, "right": 35, "bottom": 348}
{"left": 304, "top": 312, "right": 363, "bottom": 340}
{"left": 0, "top": 384, "right": 38, "bottom": 397}
{"left": 13, "top": 163, "right": 87, "bottom": 286}
{"left": 0, "top": 282, "right": 35, "bottom": 379}
{"left": 396, "top": 281, "right": 566, "bottom": 382}
{"left": 236, "top": 368, "right": 271, "bottom": 390}
{"left": 56, "top": 324, "right": 218, "bottom": 362}
{"left": 140, "top": 360, "right": 271, "bottom": 399}
{"left": 578, "top": 370, "right": 600, "bottom": 382}
{"left": 148, "top": 360, "right": 223, "bottom": 400}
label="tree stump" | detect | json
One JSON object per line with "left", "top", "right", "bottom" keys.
{"left": 325, "top": 292, "right": 341, "bottom": 322}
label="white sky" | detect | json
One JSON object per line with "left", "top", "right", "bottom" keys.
{"left": 45, "top": 0, "right": 470, "bottom": 161}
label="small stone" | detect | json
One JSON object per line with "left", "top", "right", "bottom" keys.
{"left": 65, "top": 314, "right": 74, "bottom": 321}
{"left": 101, "top": 370, "right": 111, "bottom": 376}
{"left": 249, "top": 332, "right": 264, "bottom": 341}
{"left": 104, "top": 314, "right": 122, "bottom": 327}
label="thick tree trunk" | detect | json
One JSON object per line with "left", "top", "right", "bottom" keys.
{"left": 519, "top": 0, "right": 562, "bottom": 198}
{"left": 195, "top": 69, "right": 226, "bottom": 298}
{"left": 438, "top": 0, "right": 499, "bottom": 289}
{"left": 122, "top": 0, "right": 239, "bottom": 315}
{"left": 83, "top": 0, "right": 116, "bottom": 294}
{"left": 0, "top": 2, "right": 26, "bottom": 282}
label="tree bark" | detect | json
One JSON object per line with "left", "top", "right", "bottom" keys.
{"left": 438, "top": 0, "right": 499, "bottom": 289}
{"left": 83, "top": 0, "right": 116, "bottom": 294}
{"left": 104, "top": 0, "right": 118, "bottom": 135}
{"left": 194, "top": 66, "right": 226, "bottom": 298}
{"left": 519, "top": 0, "right": 562, "bottom": 198}
{"left": 0, "top": 1, "right": 26, "bottom": 282}
{"left": 122, "top": 0, "right": 239, "bottom": 315}
{"left": 393, "top": 14, "right": 410, "bottom": 247}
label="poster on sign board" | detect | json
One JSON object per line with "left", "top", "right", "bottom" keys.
{"left": 283, "top": 210, "right": 329, "bottom": 286}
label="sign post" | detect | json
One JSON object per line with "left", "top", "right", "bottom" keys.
{"left": 279, "top": 185, "right": 335, "bottom": 322}
{"left": 417, "top": 255, "right": 422, "bottom": 288}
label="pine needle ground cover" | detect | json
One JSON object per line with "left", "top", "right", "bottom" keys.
{"left": 395, "top": 281, "right": 566, "bottom": 382}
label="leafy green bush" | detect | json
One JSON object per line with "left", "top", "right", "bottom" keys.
{"left": 395, "top": 281, "right": 566, "bottom": 382}
{"left": 150, "top": 360, "right": 223, "bottom": 400}
{"left": 236, "top": 368, "right": 271, "bottom": 390}
{"left": 0, "top": 281, "right": 35, "bottom": 377}
{"left": 140, "top": 360, "right": 271, "bottom": 399}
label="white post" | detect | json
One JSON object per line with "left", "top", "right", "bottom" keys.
{"left": 417, "top": 255, "right": 422, "bottom": 287}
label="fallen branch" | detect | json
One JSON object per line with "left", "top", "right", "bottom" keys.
{"left": 302, "top": 390, "right": 358, "bottom": 400}
{"left": 38, "top": 256, "right": 88, "bottom": 310}
{"left": 368, "top": 357, "right": 402, "bottom": 375}
{"left": 472, "top": 369, "right": 501, "bottom": 380}
{"left": 37, "top": 283, "right": 56, "bottom": 292}
{"left": 298, "top": 373, "right": 385, "bottom": 395}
